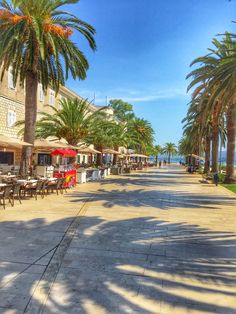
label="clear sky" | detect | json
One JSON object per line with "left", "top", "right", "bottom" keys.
{"left": 64, "top": 0, "right": 236, "bottom": 146}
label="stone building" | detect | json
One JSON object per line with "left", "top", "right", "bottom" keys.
{"left": 0, "top": 68, "right": 98, "bottom": 166}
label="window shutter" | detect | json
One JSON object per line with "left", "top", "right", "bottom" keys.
{"left": 8, "top": 66, "right": 15, "bottom": 90}
{"left": 38, "top": 84, "right": 44, "bottom": 102}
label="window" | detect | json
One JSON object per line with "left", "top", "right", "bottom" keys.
{"left": 38, "top": 84, "right": 44, "bottom": 102}
{"left": 49, "top": 89, "right": 55, "bottom": 105}
{"left": 38, "top": 153, "right": 52, "bottom": 165}
{"left": 0, "top": 152, "right": 14, "bottom": 165}
{"left": 8, "top": 66, "right": 16, "bottom": 90}
{"left": 7, "top": 110, "right": 16, "bottom": 127}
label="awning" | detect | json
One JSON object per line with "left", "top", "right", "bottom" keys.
{"left": 0, "top": 134, "right": 32, "bottom": 148}
{"left": 50, "top": 149, "right": 77, "bottom": 157}
{"left": 103, "top": 148, "right": 121, "bottom": 155}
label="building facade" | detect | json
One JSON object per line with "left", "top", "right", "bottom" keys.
{"left": 0, "top": 68, "right": 98, "bottom": 166}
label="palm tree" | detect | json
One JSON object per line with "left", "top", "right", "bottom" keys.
{"left": 186, "top": 34, "right": 236, "bottom": 180}
{"left": 86, "top": 119, "right": 119, "bottom": 166}
{"left": 34, "top": 98, "right": 106, "bottom": 146}
{"left": 163, "top": 143, "right": 177, "bottom": 164}
{"left": 186, "top": 46, "right": 222, "bottom": 173}
{"left": 128, "top": 117, "right": 154, "bottom": 154}
{"left": 204, "top": 34, "right": 236, "bottom": 181}
{"left": 152, "top": 145, "right": 163, "bottom": 164}
{"left": 0, "top": 0, "right": 96, "bottom": 174}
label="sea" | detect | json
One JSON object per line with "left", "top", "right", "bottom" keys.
{"left": 151, "top": 151, "right": 236, "bottom": 166}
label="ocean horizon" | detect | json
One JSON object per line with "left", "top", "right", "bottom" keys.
{"left": 151, "top": 155, "right": 236, "bottom": 166}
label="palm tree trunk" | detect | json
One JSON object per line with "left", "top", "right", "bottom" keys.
{"left": 20, "top": 71, "right": 38, "bottom": 176}
{"left": 113, "top": 145, "right": 119, "bottom": 165}
{"left": 225, "top": 104, "right": 236, "bottom": 183}
{"left": 96, "top": 146, "right": 103, "bottom": 166}
{"left": 204, "top": 136, "right": 211, "bottom": 173}
{"left": 168, "top": 153, "right": 170, "bottom": 164}
{"left": 211, "top": 124, "right": 219, "bottom": 173}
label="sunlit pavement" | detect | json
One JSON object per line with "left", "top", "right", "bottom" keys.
{"left": 0, "top": 165, "right": 236, "bottom": 314}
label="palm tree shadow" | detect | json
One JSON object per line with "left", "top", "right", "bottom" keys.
{"left": 67, "top": 188, "right": 236, "bottom": 210}
{"left": 44, "top": 216, "right": 236, "bottom": 313}
{"left": 1, "top": 216, "right": 235, "bottom": 313}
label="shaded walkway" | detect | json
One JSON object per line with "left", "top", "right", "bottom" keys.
{"left": 0, "top": 165, "right": 236, "bottom": 313}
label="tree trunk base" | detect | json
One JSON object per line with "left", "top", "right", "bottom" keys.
{"left": 224, "top": 177, "right": 236, "bottom": 184}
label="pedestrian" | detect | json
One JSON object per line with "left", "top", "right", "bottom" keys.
{"left": 213, "top": 172, "right": 219, "bottom": 186}
{"left": 190, "top": 164, "right": 194, "bottom": 173}
{"left": 159, "top": 161, "right": 162, "bottom": 168}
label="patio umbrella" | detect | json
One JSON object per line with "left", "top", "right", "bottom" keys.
{"left": 103, "top": 148, "right": 121, "bottom": 155}
{"left": 50, "top": 149, "right": 77, "bottom": 157}
{"left": 128, "top": 153, "right": 149, "bottom": 158}
{"left": 78, "top": 147, "right": 101, "bottom": 154}
{"left": 0, "top": 134, "right": 32, "bottom": 148}
{"left": 187, "top": 154, "right": 205, "bottom": 161}
{"left": 34, "top": 139, "right": 66, "bottom": 149}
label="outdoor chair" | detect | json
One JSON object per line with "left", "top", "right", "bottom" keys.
{"left": 60, "top": 177, "right": 67, "bottom": 194}
{"left": 11, "top": 183, "right": 22, "bottom": 206}
{"left": 0, "top": 185, "right": 13, "bottom": 209}
{"left": 22, "top": 182, "right": 33, "bottom": 198}
{"left": 100, "top": 169, "right": 105, "bottom": 179}
{"left": 46, "top": 178, "right": 61, "bottom": 195}
{"left": 40, "top": 180, "right": 48, "bottom": 198}
{"left": 28, "top": 180, "right": 43, "bottom": 200}
{"left": 2, "top": 178, "right": 14, "bottom": 184}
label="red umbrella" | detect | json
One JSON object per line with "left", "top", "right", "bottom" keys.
{"left": 50, "top": 149, "right": 77, "bottom": 157}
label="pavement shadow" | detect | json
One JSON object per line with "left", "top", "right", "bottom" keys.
{"left": 0, "top": 216, "right": 236, "bottom": 313}
{"left": 0, "top": 216, "right": 236, "bottom": 314}
{"left": 67, "top": 187, "right": 236, "bottom": 210}
{"left": 99, "top": 177, "right": 201, "bottom": 187}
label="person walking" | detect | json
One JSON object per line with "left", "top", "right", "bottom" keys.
{"left": 213, "top": 172, "right": 219, "bottom": 186}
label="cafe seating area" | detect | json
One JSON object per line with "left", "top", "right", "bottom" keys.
{"left": 0, "top": 175, "right": 68, "bottom": 209}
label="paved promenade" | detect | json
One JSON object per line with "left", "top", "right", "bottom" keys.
{"left": 0, "top": 165, "right": 236, "bottom": 314}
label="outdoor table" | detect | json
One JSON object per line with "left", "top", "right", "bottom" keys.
{"left": 40, "top": 177, "right": 57, "bottom": 182}
{"left": 17, "top": 179, "right": 38, "bottom": 187}
{"left": 46, "top": 178, "right": 58, "bottom": 186}
{"left": 47, "top": 177, "right": 58, "bottom": 181}
{"left": 0, "top": 175, "right": 16, "bottom": 179}
{"left": 0, "top": 183, "right": 7, "bottom": 188}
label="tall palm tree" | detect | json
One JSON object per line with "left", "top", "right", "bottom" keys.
{"left": 152, "top": 145, "right": 163, "bottom": 164}
{"left": 204, "top": 34, "right": 236, "bottom": 181}
{"left": 128, "top": 117, "right": 154, "bottom": 154}
{"left": 0, "top": 0, "right": 96, "bottom": 174}
{"left": 86, "top": 119, "right": 119, "bottom": 166}
{"left": 163, "top": 143, "right": 177, "bottom": 164}
{"left": 186, "top": 45, "right": 222, "bottom": 173}
{"left": 35, "top": 98, "right": 105, "bottom": 146}
{"left": 186, "top": 34, "right": 236, "bottom": 180}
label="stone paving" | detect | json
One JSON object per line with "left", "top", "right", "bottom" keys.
{"left": 0, "top": 165, "right": 236, "bottom": 313}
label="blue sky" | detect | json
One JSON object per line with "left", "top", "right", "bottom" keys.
{"left": 65, "top": 0, "right": 236, "bottom": 146}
